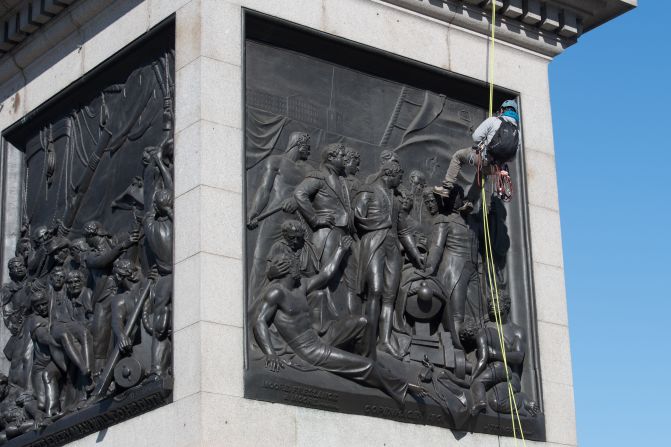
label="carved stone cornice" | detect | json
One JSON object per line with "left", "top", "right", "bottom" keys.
{"left": 0, "top": 1, "right": 76, "bottom": 55}
{"left": 380, "top": 0, "right": 636, "bottom": 57}
{"left": 0, "top": 0, "right": 637, "bottom": 63}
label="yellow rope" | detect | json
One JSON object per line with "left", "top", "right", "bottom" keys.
{"left": 488, "top": 1, "right": 496, "bottom": 117}
{"left": 481, "top": 184, "right": 526, "bottom": 445}
{"left": 481, "top": 2, "right": 527, "bottom": 445}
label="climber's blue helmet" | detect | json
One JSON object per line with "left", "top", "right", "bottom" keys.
{"left": 500, "top": 99, "right": 519, "bottom": 114}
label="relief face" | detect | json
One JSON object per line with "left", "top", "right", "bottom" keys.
{"left": 0, "top": 27, "right": 174, "bottom": 446}
{"left": 244, "top": 37, "right": 545, "bottom": 440}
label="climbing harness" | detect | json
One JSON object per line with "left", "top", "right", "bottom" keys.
{"left": 480, "top": 2, "right": 526, "bottom": 445}
{"left": 474, "top": 146, "right": 512, "bottom": 203}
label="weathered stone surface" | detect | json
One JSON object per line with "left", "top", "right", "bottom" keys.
{"left": 543, "top": 381, "right": 578, "bottom": 446}
{"left": 532, "top": 262, "right": 569, "bottom": 326}
{"left": 538, "top": 321, "right": 574, "bottom": 386}
{"left": 525, "top": 149, "right": 559, "bottom": 211}
{"left": 529, "top": 205, "right": 564, "bottom": 268}
{"left": 175, "top": 56, "right": 242, "bottom": 133}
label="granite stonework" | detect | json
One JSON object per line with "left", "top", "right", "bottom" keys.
{"left": 0, "top": 0, "right": 634, "bottom": 446}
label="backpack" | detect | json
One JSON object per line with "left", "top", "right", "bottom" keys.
{"left": 487, "top": 117, "right": 519, "bottom": 163}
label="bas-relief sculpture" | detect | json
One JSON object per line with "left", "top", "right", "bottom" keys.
{"left": 0, "top": 31, "right": 174, "bottom": 446}
{"left": 244, "top": 40, "right": 545, "bottom": 440}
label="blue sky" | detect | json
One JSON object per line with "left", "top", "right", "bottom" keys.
{"left": 549, "top": 2, "right": 669, "bottom": 446}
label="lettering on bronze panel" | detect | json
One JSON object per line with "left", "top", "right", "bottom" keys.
{"left": 244, "top": 16, "right": 545, "bottom": 441}
{"left": 0, "top": 24, "right": 173, "bottom": 446}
